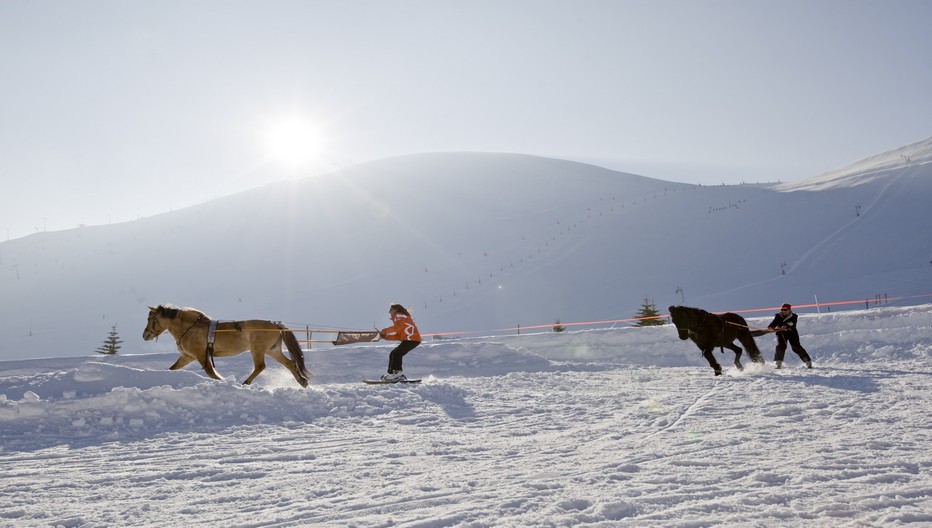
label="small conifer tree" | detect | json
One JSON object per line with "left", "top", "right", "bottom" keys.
{"left": 96, "top": 324, "right": 123, "bottom": 355}
{"left": 635, "top": 297, "right": 665, "bottom": 327}
{"left": 552, "top": 318, "right": 566, "bottom": 333}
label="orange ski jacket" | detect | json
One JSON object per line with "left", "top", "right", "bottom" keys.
{"left": 380, "top": 313, "right": 421, "bottom": 343}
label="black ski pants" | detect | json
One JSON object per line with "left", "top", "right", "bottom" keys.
{"left": 775, "top": 331, "right": 811, "bottom": 364}
{"left": 388, "top": 340, "right": 420, "bottom": 374}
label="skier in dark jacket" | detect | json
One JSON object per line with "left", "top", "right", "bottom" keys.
{"left": 767, "top": 303, "right": 812, "bottom": 369}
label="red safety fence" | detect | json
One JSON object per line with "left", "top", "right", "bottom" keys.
{"left": 279, "top": 293, "right": 932, "bottom": 348}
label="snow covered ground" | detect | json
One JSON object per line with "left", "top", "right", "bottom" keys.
{"left": 1, "top": 304, "right": 930, "bottom": 527}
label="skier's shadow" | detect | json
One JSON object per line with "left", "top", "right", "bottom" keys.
{"left": 787, "top": 372, "right": 880, "bottom": 393}
{"left": 414, "top": 380, "right": 476, "bottom": 419}
{"left": 767, "top": 365, "right": 932, "bottom": 393}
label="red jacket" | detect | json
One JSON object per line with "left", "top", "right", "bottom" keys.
{"left": 381, "top": 313, "right": 421, "bottom": 342}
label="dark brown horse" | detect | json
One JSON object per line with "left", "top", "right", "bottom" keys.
{"left": 143, "top": 305, "right": 311, "bottom": 387}
{"left": 668, "top": 305, "right": 765, "bottom": 376}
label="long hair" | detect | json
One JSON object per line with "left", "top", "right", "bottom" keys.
{"left": 389, "top": 303, "right": 411, "bottom": 317}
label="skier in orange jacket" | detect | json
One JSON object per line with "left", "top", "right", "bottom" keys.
{"left": 377, "top": 303, "right": 421, "bottom": 382}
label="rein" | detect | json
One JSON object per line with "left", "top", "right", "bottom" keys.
{"left": 726, "top": 320, "right": 770, "bottom": 333}
{"left": 178, "top": 314, "right": 207, "bottom": 341}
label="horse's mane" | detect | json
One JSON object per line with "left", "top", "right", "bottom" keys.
{"left": 155, "top": 304, "right": 209, "bottom": 320}
{"left": 669, "top": 305, "right": 714, "bottom": 326}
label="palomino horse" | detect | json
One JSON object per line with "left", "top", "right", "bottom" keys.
{"left": 143, "top": 305, "right": 311, "bottom": 387}
{"left": 668, "top": 305, "right": 765, "bottom": 376}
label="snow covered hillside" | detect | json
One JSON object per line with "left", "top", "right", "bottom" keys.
{"left": 1, "top": 304, "right": 930, "bottom": 526}
{"left": 1, "top": 138, "right": 931, "bottom": 360}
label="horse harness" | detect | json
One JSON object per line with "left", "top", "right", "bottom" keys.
{"left": 177, "top": 315, "right": 241, "bottom": 369}
{"left": 177, "top": 315, "right": 205, "bottom": 341}
{"left": 206, "top": 320, "right": 219, "bottom": 369}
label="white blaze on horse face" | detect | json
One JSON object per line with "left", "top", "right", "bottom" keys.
{"left": 261, "top": 116, "right": 324, "bottom": 170}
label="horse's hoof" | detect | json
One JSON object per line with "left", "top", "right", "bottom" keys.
{"left": 714, "top": 370, "right": 722, "bottom": 376}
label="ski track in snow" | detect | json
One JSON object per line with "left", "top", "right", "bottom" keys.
{"left": 1, "top": 305, "right": 931, "bottom": 527}
{"left": 785, "top": 169, "right": 902, "bottom": 277}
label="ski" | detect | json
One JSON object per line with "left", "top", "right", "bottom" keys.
{"left": 362, "top": 378, "right": 422, "bottom": 385}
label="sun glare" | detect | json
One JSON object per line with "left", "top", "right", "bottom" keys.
{"left": 262, "top": 117, "right": 323, "bottom": 170}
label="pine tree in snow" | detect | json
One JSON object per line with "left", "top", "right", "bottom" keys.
{"left": 95, "top": 324, "right": 123, "bottom": 355}
{"left": 635, "top": 297, "right": 665, "bottom": 327}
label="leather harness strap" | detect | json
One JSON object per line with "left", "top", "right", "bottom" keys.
{"left": 206, "top": 319, "right": 218, "bottom": 369}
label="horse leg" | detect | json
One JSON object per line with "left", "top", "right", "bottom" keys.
{"left": 195, "top": 351, "right": 223, "bottom": 380}
{"left": 737, "top": 332, "right": 766, "bottom": 364}
{"left": 725, "top": 343, "right": 744, "bottom": 371}
{"left": 173, "top": 346, "right": 222, "bottom": 379}
{"left": 266, "top": 347, "right": 308, "bottom": 388}
{"left": 169, "top": 355, "right": 195, "bottom": 371}
{"left": 242, "top": 349, "right": 266, "bottom": 385}
{"left": 200, "top": 359, "right": 223, "bottom": 380}
{"left": 702, "top": 348, "right": 723, "bottom": 376}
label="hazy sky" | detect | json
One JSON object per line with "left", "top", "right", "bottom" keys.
{"left": 2, "top": 0, "right": 930, "bottom": 241}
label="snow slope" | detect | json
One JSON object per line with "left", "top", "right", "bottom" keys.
{"left": 1, "top": 304, "right": 930, "bottom": 527}
{"left": 774, "top": 136, "right": 932, "bottom": 191}
{"left": 2, "top": 138, "right": 931, "bottom": 361}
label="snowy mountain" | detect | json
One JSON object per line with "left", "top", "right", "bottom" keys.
{"left": 1, "top": 139, "right": 931, "bottom": 360}
{"left": 775, "top": 136, "right": 932, "bottom": 191}
{"left": 1, "top": 139, "right": 931, "bottom": 526}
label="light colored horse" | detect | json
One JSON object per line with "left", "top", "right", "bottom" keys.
{"left": 142, "top": 305, "right": 311, "bottom": 387}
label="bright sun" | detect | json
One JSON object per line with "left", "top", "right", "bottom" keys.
{"left": 261, "top": 117, "right": 323, "bottom": 170}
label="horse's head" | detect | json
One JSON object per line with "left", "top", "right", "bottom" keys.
{"left": 668, "top": 306, "right": 691, "bottom": 341}
{"left": 144, "top": 305, "right": 208, "bottom": 341}
{"left": 142, "top": 306, "right": 166, "bottom": 341}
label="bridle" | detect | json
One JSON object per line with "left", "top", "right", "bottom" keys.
{"left": 145, "top": 311, "right": 165, "bottom": 340}
{"left": 671, "top": 312, "right": 695, "bottom": 340}
{"left": 146, "top": 310, "right": 205, "bottom": 341}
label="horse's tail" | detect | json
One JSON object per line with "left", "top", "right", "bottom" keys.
{"left": 279, "top": 325, "right": 312, "bottom": 385}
